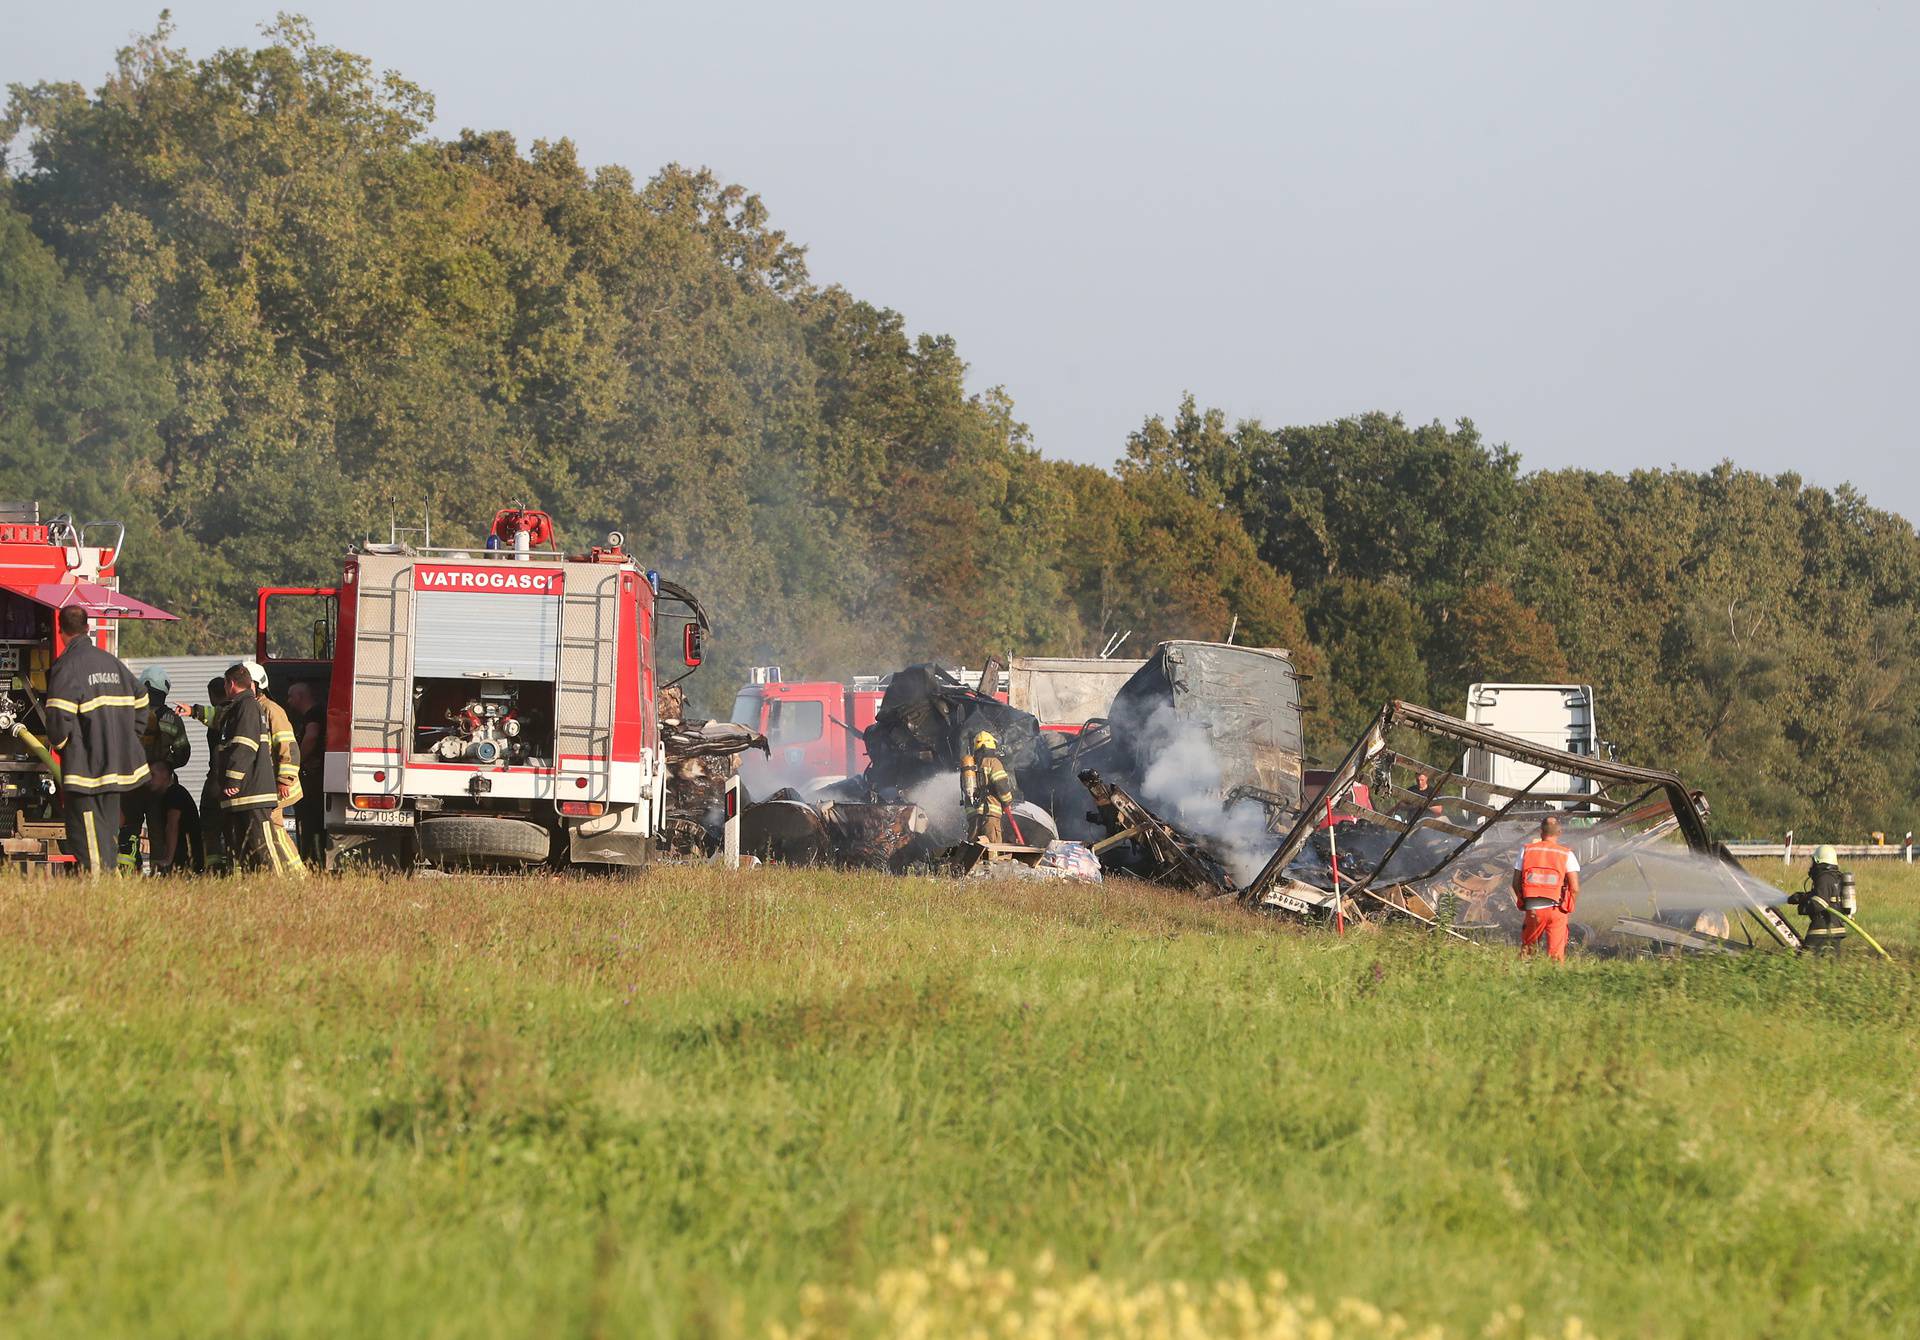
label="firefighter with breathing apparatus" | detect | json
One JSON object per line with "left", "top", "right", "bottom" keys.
{"left": 243, "top": 660, "right": 307, "bottom": 875}
{"left": 960, "top": 729, "right": 1018, "bottom": 843}
{"left": 1788, "top": 844, "right": 1853, "bottom": 952}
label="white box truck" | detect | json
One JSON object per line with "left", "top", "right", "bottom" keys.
{"left": 1462, "top": 683, "right": 1600, "bottom": 808}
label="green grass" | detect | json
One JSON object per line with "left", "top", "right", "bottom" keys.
{"left": 1, "top": 862, "right": 1916, "bottom": 1338}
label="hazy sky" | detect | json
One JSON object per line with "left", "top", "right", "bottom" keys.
{"left": 11, "top": 3, "right": 1918, "bottom": 510}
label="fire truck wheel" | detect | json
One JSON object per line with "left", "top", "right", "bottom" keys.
{"left": 416, "top": 816, "right": 552, "bottom": 868}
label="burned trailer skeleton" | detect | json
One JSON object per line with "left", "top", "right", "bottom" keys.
{"left": 1237, "top": 701, "right": 1803, "bottom": 951}
{"left": 1079, "top": 770, "right": 1235, "bottom": 894}
{"left": 1071, "top": 642, "right": 1306, "bottom": 815}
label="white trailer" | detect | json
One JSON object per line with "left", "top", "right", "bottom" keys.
{"left": 1462, "top": 683, "right": 1600, "bottom": 807}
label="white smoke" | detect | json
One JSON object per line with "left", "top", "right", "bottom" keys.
{"left": 905, "top": 772, "right": 970, "bottom": 845}
{"left": 1125, "top": 699, "right": 1288, "bottom": 885}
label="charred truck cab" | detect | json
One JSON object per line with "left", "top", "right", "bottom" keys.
{"left": 296, "top": 509, "right": 708, "bottom": 872}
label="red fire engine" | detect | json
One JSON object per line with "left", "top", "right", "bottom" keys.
{"left": 257, "top": 508, "right": 709, "bottom": 872}
{"left": 0, "top": 504, "right": 176, "bottom": 866}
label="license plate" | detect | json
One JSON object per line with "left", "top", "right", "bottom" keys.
{"left": 343, "top": 808, "right": 413, "bottom": 827}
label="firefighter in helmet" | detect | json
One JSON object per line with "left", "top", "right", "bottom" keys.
{"left": 243, "top": 660, "right": 307, "bottom": 875}
{"left": 960, "top": 729, "right": 1017, "bottom": 843}
{"left": 1787, "top": 844, "right": 1852, "bottom": 951}
{"left": 120, "top": 666, "right": 191, "bottom": 871}
{"left": 218, "top": 663, "right": 288, "bottom": 874}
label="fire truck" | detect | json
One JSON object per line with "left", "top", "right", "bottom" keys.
{"left": 261, "top": 508, "right": 709, "bottom": 872}
{"left": 0, "top": 504, "right": 176, "bottom": 866}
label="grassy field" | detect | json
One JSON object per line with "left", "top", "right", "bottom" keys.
{"left": 1, "top": 862, "right": 1916, "bottom": 1339}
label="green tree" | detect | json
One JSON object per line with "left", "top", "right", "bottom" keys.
{"left": 0, "top": 197, "right": 173, "bottom": 521}
{"left": 1305, "top": 579, "right": 1429, "bottom": 747}
{"left": 1424, "top": 582, "right": 1570, "bottom": 708}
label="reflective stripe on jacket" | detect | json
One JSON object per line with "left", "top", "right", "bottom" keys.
{"left": 44, "top": 640, "right": 150, "bottom": 794}
{"left": 1517, "top": 839, "right": 1575, "bottom": 911}
{"left": 218, "top": 696, "right": 279, "bottom": 811}
{"left": 963, "top": 750, "right": 1015, "bottom": 810}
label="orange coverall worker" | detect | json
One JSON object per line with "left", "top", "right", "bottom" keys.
{"left": 1513, "top": 838, "right": 1580, "bottom": 961}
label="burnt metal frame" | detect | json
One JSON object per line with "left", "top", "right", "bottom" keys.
{"left": 1334, "top": 755, "right": 1481, "bottom": 942}
{"left": 1240, "top": 700, "right": 1718, "bottom": 909}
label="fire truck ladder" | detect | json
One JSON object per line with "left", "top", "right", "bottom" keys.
{"left": 554, "top": 569, "right": 618, "bottom": 796}
{"left": 350, "top": 562, "right": 413, "bottom": 792}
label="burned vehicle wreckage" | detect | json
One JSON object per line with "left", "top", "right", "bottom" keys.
{"left": 724, "top": 642, "right": 1308, "bottom": 879}
{"left": 1227, "top": 700, "right": 1808, "bottom": 953}
{"left": 700, "top": 641, "right": 1822, "bottom": 956}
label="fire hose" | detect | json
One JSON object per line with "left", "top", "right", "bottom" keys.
{"left": 1806, "top": 894, "right": 1893, "bottom": 962}
{"left": 7, "top": 723, "right": 61, "bottom": 784}
{"left": 1001, "top": 799, "right": 1025, "bottom": 845}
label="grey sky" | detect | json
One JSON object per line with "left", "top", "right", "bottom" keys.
{"left": 11, "top": 3, "right": 1918, "bottom": 512}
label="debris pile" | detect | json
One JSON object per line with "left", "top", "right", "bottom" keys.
{"left": 659, "top": 683, "right": 768, "bottom": 856}
{"left": 706, "top": 644, "right": 1863, "bottom": 956}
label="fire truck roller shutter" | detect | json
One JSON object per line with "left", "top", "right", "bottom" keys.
{"left": 412, "top": 591, "right": 559, "bottom": 679}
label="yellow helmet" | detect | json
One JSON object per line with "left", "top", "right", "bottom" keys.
{"left": 972, "top": 730, "right": 998, "bottom": 751}
{"left": 1812, "top": 844, "right": 1838, "bottom": 866}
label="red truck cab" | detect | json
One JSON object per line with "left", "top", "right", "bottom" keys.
{"left": 730, "top": 673, "right": 882, "bottom": 791}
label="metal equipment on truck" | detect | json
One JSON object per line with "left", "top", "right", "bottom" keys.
{"left": 0, "top": 503, "right": 176, "bottom": 867}
{"left": 271, "top": 507, "right": 709, "bottom": 872}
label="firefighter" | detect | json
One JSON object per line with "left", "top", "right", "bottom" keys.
{"left": 120, "top": 666, "right": 191, "bottom": 870}
{"left": 1511, "top": 813, "right": 1581, "bottom": 962}
{"left": 137, "top": 667, "right": 191, "bottom": 769}
{"left": 960, "top": 729, "right": 1017, "bottom": 843}
{"left": 243, "top": 661, "right": 307, "bottom": 875}
{"left": 1787, "top": 845, "right": 1850, "bottom": 952}
{"left": 43, "top": 605, "right": 150, "bottom": 875}
{"left": 218, "top": 664, "right": 286, "bottom": 873}
{"left": 183, "top": 675, "right": 233, "bottom": 870}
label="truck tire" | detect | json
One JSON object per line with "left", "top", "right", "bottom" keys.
{"left": 415, "top": 816, "right": 551, "bottom": 868}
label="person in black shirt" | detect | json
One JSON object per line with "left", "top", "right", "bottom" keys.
{"left": 286, "top": 679, "right": 326, "bottom": 861}
{"left": 145, "top": 761, "right": 204, "bottom": 874}
{"left": 183, "top": 676, "right": 231, "bottom": 870}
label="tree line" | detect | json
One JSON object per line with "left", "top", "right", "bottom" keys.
{"left": 4, "top": 18, "right": 1914, "bottom": 835}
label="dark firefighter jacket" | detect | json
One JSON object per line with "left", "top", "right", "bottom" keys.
{"left": 44, "top": 639, "right": 150, "bottom": 795}
{"left": 141, "top": 703, "right": 191, "bottom": 769}
{"left": 218, "top": 695, "right": 279, "bottom": 811}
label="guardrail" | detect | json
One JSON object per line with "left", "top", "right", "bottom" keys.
{"left": 1726, "top": 838, "right": 1915, "bottom": 863}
